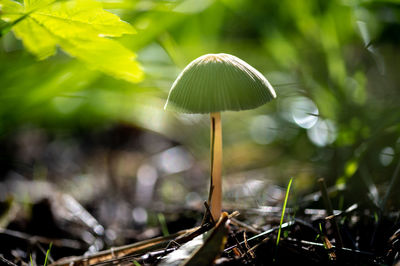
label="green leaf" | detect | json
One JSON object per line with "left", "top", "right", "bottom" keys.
{"left": 0, "top": 0, "right": 24, "bottom": 18}
{"left": 0, "top": 0, "right": 143, "bottom": 82}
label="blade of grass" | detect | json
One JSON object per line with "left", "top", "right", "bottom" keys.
{"left": 157, "top": 213, "right": 169, "bottom": 236}
{"left": 44, "top": 243, "right": 52, "bottom": 266}
{"left": 276, "top": 178, "right": 293, "bottom": 247}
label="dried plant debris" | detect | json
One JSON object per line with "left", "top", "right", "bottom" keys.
{"left": 1, "top": 186, "right": 400, "bottom": 265}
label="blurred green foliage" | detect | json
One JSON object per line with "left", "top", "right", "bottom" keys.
{"left": 0, "top": 0, "right": 142, "bottom": 81}
{"left": 1, "top": 0, "right": 400, "bottom": 209}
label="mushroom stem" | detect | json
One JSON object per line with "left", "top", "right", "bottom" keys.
{"left": 209, "top": 112, "right": 222, "bottom": 222}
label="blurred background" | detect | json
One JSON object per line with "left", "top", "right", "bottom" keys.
{"left": 1, "top": 0, "right": 400, "bottom": 257}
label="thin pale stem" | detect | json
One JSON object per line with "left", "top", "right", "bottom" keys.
{"left": 209, "top": 112, "right": 222, "bottom": 222}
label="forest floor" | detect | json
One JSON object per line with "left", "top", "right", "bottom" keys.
{"left": 0, "top": 190, "right": 399, "bottom": 266}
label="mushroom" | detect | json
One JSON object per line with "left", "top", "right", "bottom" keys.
{"left": 165, "top": 53, "right": 276, "bottom": 221}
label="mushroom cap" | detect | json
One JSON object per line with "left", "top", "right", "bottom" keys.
{"left": 164, "top": 53, "right": 276, "bottom": 114}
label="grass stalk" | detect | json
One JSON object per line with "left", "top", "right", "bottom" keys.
{"left": 157, "top": 213, "right": 169, "bottom": 236}
{"left": 276, "top": 178, "right": 293, "bottom": 247}
{"left": 44, "top": 243, "right": 52, "bottom": 266}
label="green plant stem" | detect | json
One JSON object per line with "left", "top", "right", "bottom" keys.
{"left": 276, "top": 178, "right": 293, "bottom": 247}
